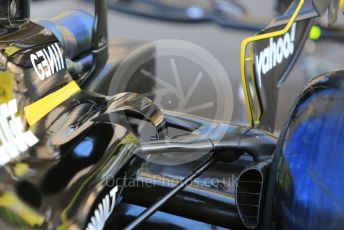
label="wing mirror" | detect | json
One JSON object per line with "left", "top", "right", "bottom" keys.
{"left": 0, "top": 0, "right": 29, "bottom": 28}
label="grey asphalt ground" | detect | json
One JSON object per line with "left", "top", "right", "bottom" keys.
{"left": 31, "top": 0, "right": 344, "bottom": 132}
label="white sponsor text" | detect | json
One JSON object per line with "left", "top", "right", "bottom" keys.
{"left": 255, "top": 23, "right": 296, "bottom": 87}
{"left": 30, "top": 43, "right": 65, "bottom": 80}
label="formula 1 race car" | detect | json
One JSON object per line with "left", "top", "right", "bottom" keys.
{"left": 0, "top": 0, "right": 343, "bottom": 230}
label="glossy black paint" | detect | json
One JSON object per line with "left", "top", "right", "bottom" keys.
{"left": 112, "top": 203, "right": 228, "bottom": 230}
{"left": 123, "top": 157, "right": 217, "bottom": 230}
{"left": 0, "top": 11, "right": 163, "bottom": 229}
{"left": 248, "top": 0, "right": 329, "bottom": 133}
{"left": 253, "top": 19, "right": 313, "bottom": 132}
{"left": 0, "top": 0, "right": 342, "bottom": 230}
{"left": 0, "top": 17, "right": 277, "bottom": 229}
{"left": 120, "top": 156, "right": 252, "bottom": 229}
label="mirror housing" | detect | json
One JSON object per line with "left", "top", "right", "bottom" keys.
{"left": 0, "top": 0, "right": 29, "bottom": 28}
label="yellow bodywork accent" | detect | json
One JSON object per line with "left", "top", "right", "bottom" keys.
{"left": 248, "top": 45, "right": 262, "bottom": 127}
{"left": 240, "top": 0, "right": 305, "bottom": 127}
{"left": 4, "top": 46, "right": 20, "bottom": 56}
{"left": 0, "top": 192, "right": 45, "bottom": 227}
{"left": 24, "top": 81, "right": 81, "bottom": 126}
{"left": 13, "top": 163, "right": 30, "bottom": 177}
{"left": 340, "top": 0, "right": 344, "bottom": 10}
{"left": 0, "top": 71, "right": 14, "bottom": 104}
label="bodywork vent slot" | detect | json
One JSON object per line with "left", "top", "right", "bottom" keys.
{"left": 236, "top": 169, "right": 263, "bottom": 229}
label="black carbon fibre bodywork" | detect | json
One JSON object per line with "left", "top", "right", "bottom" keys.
{"left": 0, "top": 0, "right": 343, "bottom": 230}
{"left": 0, "top": 16, "right": 277, "bottom": 229}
